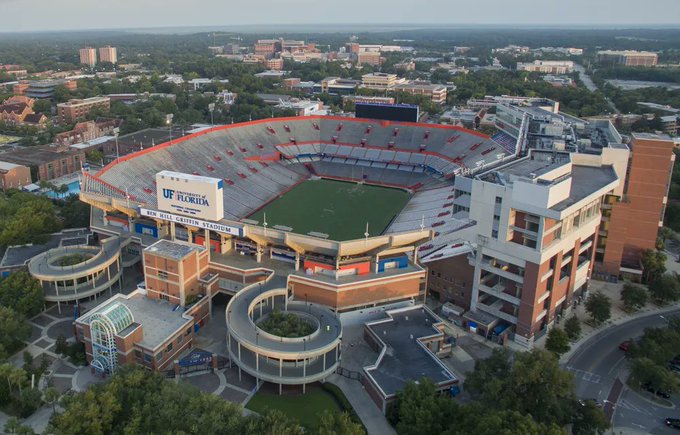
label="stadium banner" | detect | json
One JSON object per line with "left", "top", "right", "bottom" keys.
{"left": 140, "top": 208, "right": 242, "bottom": 237}
{"left": 156, "top": 171, "right": 224, "bottom": 221}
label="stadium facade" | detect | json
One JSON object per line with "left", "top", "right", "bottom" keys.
{"left": 72, "top": 113, "right": 673, "bottom": 381}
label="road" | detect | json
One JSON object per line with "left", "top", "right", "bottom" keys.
{"left": 574, "top": 64, "right": 598, "bottom": 93}
{"left": 566, "top": 309, "right": 680, "bottom": 434}
{"left": 574, "top": 63, "right": 620, "bottom": 114}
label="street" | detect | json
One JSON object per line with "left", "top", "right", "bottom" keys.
{"left": 566, "top": 309, "right": 680, "bottom": 434}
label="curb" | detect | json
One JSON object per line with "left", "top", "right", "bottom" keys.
{"left": 561, "top": 304, "right": 680, "bottom": 364}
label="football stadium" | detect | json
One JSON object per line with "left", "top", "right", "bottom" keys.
{"left": 76, "top": 115, "right": 517, "bottom": 392}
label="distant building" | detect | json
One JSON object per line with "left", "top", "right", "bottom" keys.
{"left": 14, "top": 79, "right": 77, "bottom": 99}
{"left": 394, "top": 81, "right": 448, "bottom": 104}
{"left": 0, "top": 95, "right": 34, "bottom": 124}
{"left": 543, "top": 75, "right": 575, "bottom": 87}
{"left": 319, "top": 77, "right": 360, "bottom": 95}
{"left": 357, "top": 52, "right": 383, "bottom": 66}
{"left": 79, "top": 47, "right": 97, "bottom": 67}
{"left": 57, "top": 97, "right": 111, "bottom": 124}
{"left": 265, "top": 58, "right": 284, "bottom": 71}
{"left": 597, "top": 50, "right": 658, "bottom": 67}
{"left": 394, "top": 61, "right": 416, "bottom": 71}
{"left": 54, "top": 119, "right": 122, "bottom": 146}
{"left": 275, "top": 99, "right": 327, "bottom": 116}
{"left": 361, "top": 72, "right": 400, "bottom": 90}
{"left": 0, "top": 144, "right": 85, "bottom": 181}
{"left": 254, "top": 39, "right": 279, "bottom": 57}
{"left": 0, "top": 161, "right": 31, "bottom": 191}
{"left": 98, "top": 46, "right": 118, "bottom": 64}
{"left": 517, "top": 60, "right": 574, "bottom": 74}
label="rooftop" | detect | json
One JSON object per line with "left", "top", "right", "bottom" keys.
{"left": 0, "top": 145, "right": 83, "bottom": 166}
{"left": 0, "top": 229, "right": 90, "bottom": 269}
{"left": 551, "top": 165, "right": 618, "bottom": 212}
{"left": 144, "top": 239, "right": 206, "bottom": 260}
{"left": 78, "top": 290, "right": 193, "bottom": 350}
{"left": 365, "top": 306, "right": 456, "bottom": 397}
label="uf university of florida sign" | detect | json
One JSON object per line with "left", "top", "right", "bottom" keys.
{"left": 156, "top": 171, "right": 224, "bottom": 221}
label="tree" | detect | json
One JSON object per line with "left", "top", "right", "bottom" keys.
{"left": 621, "top": 282, "right": 649, "bottom": 312}
{"left": 43, "top": 387, "right": 60, "bottom": 415}
{"left": 572, "top": 400, "right": 610, "bottom": 435}
{"left": 545, "top": 328, "right": 570, "bottom": 356}
{"left": 641, "top": 249, "right": 667, "bottom": 284}
{"left": 16, "top": 387, "right": 42, "bottom": 418}
{"left": 0, "top": 270, "right": 44, "bottom": 317}
{"left": 49, "top": 365, "right": 302, "bottom": 434}
{"left": 54, "top": 334, "right": 68, "bottom": 355}
{"left": 387, "top": 378, "right": 458, "bottom": 435}
{"left": 316, "top": 411, "right": 365, "bottom": 435}
{"left": 649, "top": 274, "right": 680, "bottom": 304}
{"left": 0, "top": 306, "right": 30, "bottom": 360}
{"left": 56, "top": 195, "right": 90, "bottom": 229}
{"left": 86, "top": 150, "right": 104, "bottom": 166}
{"left": 630, "top": 357, "right": 679, "bottom": 393}
{"left": 564, "top": 316, "right": 581, "bottom": 341}
{"left": 585, "top": 291, "right": 611, "bottom": 325}
{"left": 4, "top": 416, "right": 20, "bottom": 434}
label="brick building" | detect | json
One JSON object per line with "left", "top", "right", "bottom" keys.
{"left": 57, "top": 96, "right": 111, "bottom": 124}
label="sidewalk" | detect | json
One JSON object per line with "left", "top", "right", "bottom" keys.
{"left": 560, "top": 280, "right": 680, "bottom": 363}
{"left": 327, "top": 373, "right": 396, "bottom": 435}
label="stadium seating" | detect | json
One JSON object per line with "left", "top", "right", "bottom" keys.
{"left": 91, "top": 116, "right": 515, "bottom": 223}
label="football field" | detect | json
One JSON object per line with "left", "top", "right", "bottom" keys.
{"left": 248, "top": 179, "right": 411, "bottom": 241}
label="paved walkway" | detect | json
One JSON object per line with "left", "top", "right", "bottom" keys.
{"left": 560, "top": 280, "right": 680, "bottom": 363}
{"left": 327, "top": 373, "right": 396, "bottom": 435}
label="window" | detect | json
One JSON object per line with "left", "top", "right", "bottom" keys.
{"left": 159, "top": 293, "right": 169, "bottom": 302}
{"left": 491, "top": 229, "right": 499, "bottom": 239}
{"left": 166, "top": 342, "right": 173, "bottom": 352}
{"left": 134, "top": 350, "right": 142, "bottom": 359}
{"left": 157, "top": 351, "right": 163, "bottom": 361}
{"left": 143, "top": 353, "right": 152, "bottom": 363}
{"left": 493, "top": 214, "right": 500, "bottom": 222}
{"left": 495, "top": 196, "right": 503, "bottom": 204}
{"left": 158, "top": 271, "right": 168, "bottom": 279}
{"left": 186, "top": 327, "right": 192, "bottom": 336}
{"left": 177, "top": 334, "right": 183, "bottom": 344}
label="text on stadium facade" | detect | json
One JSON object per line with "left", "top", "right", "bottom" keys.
{"left": 140, "top": 208, "right": 242, "bottom": 237}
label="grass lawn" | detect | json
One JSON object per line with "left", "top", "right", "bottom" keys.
{"left": 245, "top": 385, "right": 343, "bottom": 428}
{"left": 248, "top": 179, "right": 411, "bottom": 241}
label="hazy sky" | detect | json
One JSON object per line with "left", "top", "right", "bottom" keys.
{"left": 1, "top": 0, "right": 679, "bottom": 32}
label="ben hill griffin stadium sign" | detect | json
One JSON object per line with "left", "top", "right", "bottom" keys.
{"left": 156, "top": 171, "right": 224, "bottom": 222}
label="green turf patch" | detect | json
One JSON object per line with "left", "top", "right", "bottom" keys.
{"left": 245, "top": 385, "right": 343, "bottom": 428}
{"left": 249, "top": 179, "right": 411, "bottom": 241}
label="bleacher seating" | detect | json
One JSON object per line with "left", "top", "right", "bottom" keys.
{"left": 91, "top": 116, "right": 513, "bottom": 222}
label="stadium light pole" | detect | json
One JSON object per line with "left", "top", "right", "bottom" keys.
{"left": 113, "top": 127, "right": 120, "bottom": 162}
{"left": 208, "top": 103, "right": 215, "bottom": 127}
{"left": 166, "top": 113, "right": 174, "bottom": 144}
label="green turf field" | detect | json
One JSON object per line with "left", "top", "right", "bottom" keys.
{"left": 248, "top": 179, "right": 411, "bottom": 241}
{"left": 245, "top": 386, "right": 343, "bottom": 429}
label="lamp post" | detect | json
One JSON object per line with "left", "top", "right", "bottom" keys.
{"left": 166, "top": 113, "right": 174, "bottom": 144}
{"left": 208, "top": 103, "right": 215, "bottom": 127}
{"left": 113, "top": 127, "right": 120, "bottom": 162}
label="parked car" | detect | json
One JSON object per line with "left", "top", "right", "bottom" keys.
{"left": 665, "top": 418, "right": 680, "bottom": 429}
{"left": 619, "top": 340, "right": 632, "bottom": 352}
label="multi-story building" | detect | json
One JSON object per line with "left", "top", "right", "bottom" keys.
{"left": 0, "top": 161, "right": 31, "bottom": 190}
{"left": 492, "top": 97, "right": 676, "bottom": 280}
{"left": 265, "top": 58, "right": 284, "bottom": 71}
{"left": 597, "top": 50, "right": 658, "bottom": 67}
{"left": 595, "top": 133, "right": 675, "bottom": 279}
{"left": 0, "top": 144, "right": 85, "bottom": 181}
{"left": 53, "top": 119, "right": 121, "bottom": 146}
{"left": 517, "top": 60, "right": 575, "bottom": 74}
{"left": 394, "top": 81, "right": 448, "bottom": 104}
{"left": 357, "top": 52, "right": 383, "bottom": 66}
{"left": 79, "top": 47, "right": 97, "bottom": 67}
{"left": 361, "top": 72, "right": 400, "bottom": 90}
{"left": 57, "top": 96, "right": 111, "bottom": 124}
{"left": 14, "top": 79, "right": 77, "bottom": 99}
{"left": 254, "top": 39, "right": 279, "bottom": 57}
{"left": 318, "top": 77, "right": 360, "bottom": 95}
{"left": 99, "top": 46, "right": 118, "bottom": 64}
{"left": 74, "top": 239, "right": 212, "bottom": 374}
{"left": 424, "top": 151, "right": 620, "bottom": 347}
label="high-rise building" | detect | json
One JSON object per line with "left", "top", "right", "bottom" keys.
{"left": 423, "top": 150, "right": 620, "bottom": 348}
{"left": 596, "top": 50, "right": 658, "bottom": 67}
{"left": 79, "top": 47, "right": 97, "bottom": 67}
{"left": 98, "top": 46, "right": 118, "bottom": 64}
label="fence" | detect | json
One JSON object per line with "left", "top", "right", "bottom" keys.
{"left": 336, "top": 366, "right": 362, "bottom": 381}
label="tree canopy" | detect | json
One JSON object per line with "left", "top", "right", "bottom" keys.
{"left": 0, "top": 270, "right": 44, "bottom": 318}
